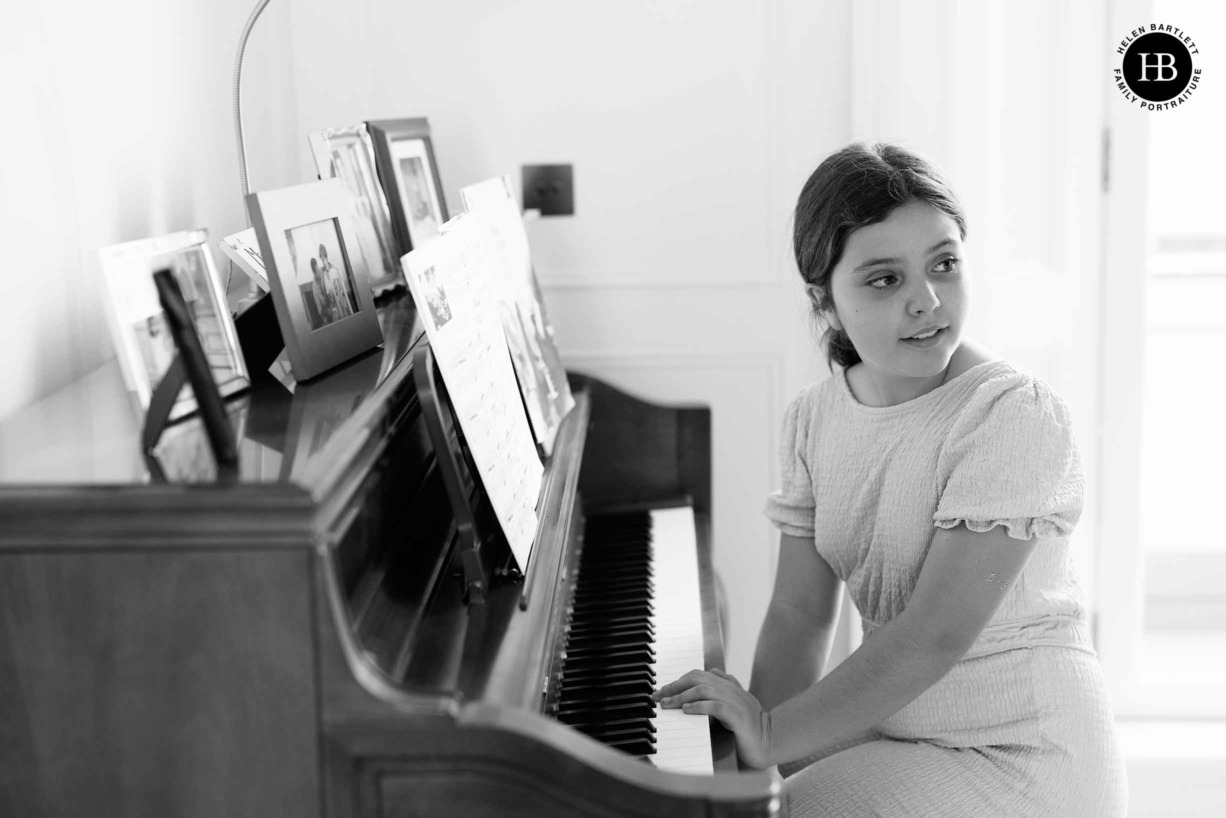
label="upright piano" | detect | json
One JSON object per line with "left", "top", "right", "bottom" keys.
{"left": 0, "top": 295, "right": 783, "bottom": 817}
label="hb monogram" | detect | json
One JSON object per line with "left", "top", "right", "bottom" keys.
{"left": 1137, "top": 53, "right": 1178, "bottom": 81}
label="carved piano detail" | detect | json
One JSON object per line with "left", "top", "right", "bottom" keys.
{"left": 0, "top": 297, "right": 783, "bottom": 817}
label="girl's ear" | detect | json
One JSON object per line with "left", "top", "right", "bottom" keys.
{"left": 805, "top": 284, "right": 843, "bottom": 331}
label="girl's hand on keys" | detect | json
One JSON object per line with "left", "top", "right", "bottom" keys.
{"left": 653, "top": 668, "right": 773, "bottom": 769}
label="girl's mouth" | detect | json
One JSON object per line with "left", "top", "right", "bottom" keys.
{"left": 900, "top": 327, "right": 946, "bottom": 348}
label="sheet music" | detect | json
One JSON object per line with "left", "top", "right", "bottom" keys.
{"left": 401, "top": 215, "right": 543, "bottom": 570}
{"left": 460, "top": 177, "right": 575, "bottom": 457}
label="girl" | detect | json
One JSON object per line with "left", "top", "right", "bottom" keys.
{"left": 652, "top": 143, "right": 1127, "bottom": 816}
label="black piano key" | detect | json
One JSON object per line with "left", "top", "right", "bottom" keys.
{"left": 560, "top": 668, "right": 655, "bottom": 687}
{"left": 566, "top": 613, "right": 652, "bottom": 631}
{"left": 567, "top": 715, "right": 657, "bottom": 736}
{"left": 564, "top": 637, "right": 652, "bottom": 655}
{"left": 561, "top": 673, "right": 656, "bottom": 691}
{"left": 561, "top": 660, "right": 654, "bottom": 681}
{"left": 563, "top": 623, "right": 652, "bottom": 642}
{"left": 573, "top": 580, "right": 652, "bottom": 597}
{"left": 579, "top": 546, "right": 652, "bottom": 564}
{"left": 557, "top": 692, "right": 656, "bottom": 714}
{"left": 578, "top": 730, "right": 657, "bottom": 750}
{"left": 557, "top": 700, "right": 654, "bottom": 725}
{"left": 585, "top": 511, "right": 651, "bottom": 529}
{"left": 574, "top": 578, "right": 655, "bottom": 596}
{"left": 572, "top": 600, "right": 653, "bottom": 618}
{"left": 575, "top": 565, "right": 652, "bottom": 584}
{"left": 564, "top": 648, "right": 653, "bottom": 668}
{"left": 556, "top": 678, "right": 654, "bottom": 699}
{"left": 603, "top": 737, "right": 656, "bottom": 757}
{"left": 573, "top": 586, "right": 652, "bottom": 604}
{"left": 572, "top": 587, "right": 652, "bottom": 603}
{"left": 565, "top": 640, "right": 653, "bottom": 660}
{"left": 566, "top": 621, "right": 653, "bottom": 639}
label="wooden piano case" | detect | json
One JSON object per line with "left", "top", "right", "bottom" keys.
{"left": 0, "top": 295, "right": 782, "bottom": 817}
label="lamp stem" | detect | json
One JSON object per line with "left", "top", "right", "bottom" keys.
{"left": 233, "top": 0, "right": 273, "bottom": 227}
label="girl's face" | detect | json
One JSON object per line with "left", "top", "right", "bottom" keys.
{"left": 813, "top": 198, "right": 968, "bottom": 402}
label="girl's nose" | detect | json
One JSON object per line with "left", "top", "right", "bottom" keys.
{"left": 908, "top": 280, "right": 940, "bottom": 314}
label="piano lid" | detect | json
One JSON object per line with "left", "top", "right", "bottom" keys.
{"left": 0, "top": 293, "right": 424, "bottom": 490}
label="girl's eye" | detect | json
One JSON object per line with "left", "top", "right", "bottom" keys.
{"left": 934, "top": 257, "right": 960, "bottom": 273}
{"left": 866, "top": 274, "right": 897, "bottom": 289}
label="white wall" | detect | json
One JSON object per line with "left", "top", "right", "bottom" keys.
{"left": 847, "top": 0, "right": 1108, "bottom": 604}
{"left": 283, "top": 0, "right": 849, "bottom": 680}
{"left": 0, "top": 0, "right": 1111, "bottom": 685}
{"left": 0, "top": 0, "right": 300, "bottom": 420}
{"left": 280, "top": 0, "right": 1108, "bottom": 680}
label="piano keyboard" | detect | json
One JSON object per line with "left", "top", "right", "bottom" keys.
{"left": 555, "top": 506, "right": 715, "bottom": 775}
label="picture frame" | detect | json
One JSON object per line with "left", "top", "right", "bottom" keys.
{"left": 98, "top": 229, "right": 250, "bottom": 423}
{"left": 247, "top": 178, "right": 384, "bottom": 381}
{"left": 217, "top": 228, "right": 270, "bottom": 292}
{"left": 307, "top": 123, "right": 404, "bottom": 295}
{"left": 367, "top": 117, "right": 449, "bottom": 258}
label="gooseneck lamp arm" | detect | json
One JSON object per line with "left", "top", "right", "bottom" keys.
{"left": 233, "top": 0, "right": 273, "bottom": 227}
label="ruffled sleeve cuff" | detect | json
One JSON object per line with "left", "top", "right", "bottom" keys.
{"left": 764, "top": 490, "right": 816, "bottom": 538}
{"left": 933, "top": 510, "right": 1079, "bottom": 542}
{"left": 763, "top": 386, "right": 819, "bottom": 539}
{"left": 933, "top": 373, "right": 1085, "bottom": 544}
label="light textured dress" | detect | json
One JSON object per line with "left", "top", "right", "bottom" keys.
{"left": 763, "top": 360, "right": 1127, "bottom": 817}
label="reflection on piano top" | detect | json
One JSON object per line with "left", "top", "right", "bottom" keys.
{"left": 0, "top": 292, "right": 424, "bottom": 489}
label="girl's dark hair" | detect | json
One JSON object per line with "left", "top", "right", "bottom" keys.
{"left": 793, "top": 142, "right": 967, "bottom": 370}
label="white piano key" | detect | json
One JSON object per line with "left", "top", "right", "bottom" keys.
{"left": 647, "top": 507, "right": 715, "bottom": 775}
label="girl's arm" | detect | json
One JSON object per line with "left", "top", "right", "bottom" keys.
{"left": 749, "top": 533, "right": 843, "bottom": 712}
{"left": 655, "top": 522, "right": 1037, "bottom": 768}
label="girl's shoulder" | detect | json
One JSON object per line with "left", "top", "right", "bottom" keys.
{"left": 778, "top": 374, "right": 846, "bottom": 446}
{"left": 945, "top": 337, "right": 1000, "bottom": 379}
{"left": 949, "top": 357, "right": 1076, "bottom": 448}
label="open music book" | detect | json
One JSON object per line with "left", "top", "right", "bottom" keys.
{"left": 460, "top": 176, "right": 575, "bottom": 457}
{"left": 400, "top": 214, "right": 543, "bottom": 570}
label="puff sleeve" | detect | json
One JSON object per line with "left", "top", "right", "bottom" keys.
{"left": 933, "top": 375, "right": 1084, "bottom": 541}
{"left": 763, "top": 387, "right": 817, "bottom": 538}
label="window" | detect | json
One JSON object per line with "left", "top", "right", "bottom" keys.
{"left": 1097, "top": 0, "right": 1226, "bottom": 717}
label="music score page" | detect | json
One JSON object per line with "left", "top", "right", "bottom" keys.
{"left": 401, "top": 215, "right": 543, "bottom": 570}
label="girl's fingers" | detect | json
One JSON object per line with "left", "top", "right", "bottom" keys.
{"left": 681, "top": 699, "right": 733, "bottom": 724}
{"left": 658, "top": 683, "right": 718, "bottom": 707}
{"left": 652, "top": 669, "right": 713, "bottom": 700}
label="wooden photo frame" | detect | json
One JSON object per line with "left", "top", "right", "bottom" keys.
{"left": 307, "top": 123, "right": 403, "bottom": 295}
{"left": 367, "top": 118, "right": 449, "bottom": 257}
{"left": 98, "top": 230, "right": 250, "bottom": 422}
{"left": 247, "top": 178, "right": 384, "bottom": 381}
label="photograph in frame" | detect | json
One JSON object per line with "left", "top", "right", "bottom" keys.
{"left": 307, "top": 124, "right": 403, "bottom": 294}
{"left": 367, "top": 118, "right": 449, "bottom": 259}
{"left": 460, "top": 176, "right": 574, "bottom": 457}
{"left": 248, "top": 178, "right": 384, "bottom": 382}
{"left": 98, "top": 229, "right": 250, "bottom": 423}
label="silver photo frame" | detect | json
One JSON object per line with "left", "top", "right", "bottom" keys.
{"left": 307, "top": 123, "right": 403, "bottom": 294}
{"left": 367, "top": 118, "right": 449, "bottom": 258}
{"left": 248, "top": 178, "right": 384, "bottom": 381}
{"left": 98, "top": 229, "right": 250, "bottom": 422}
